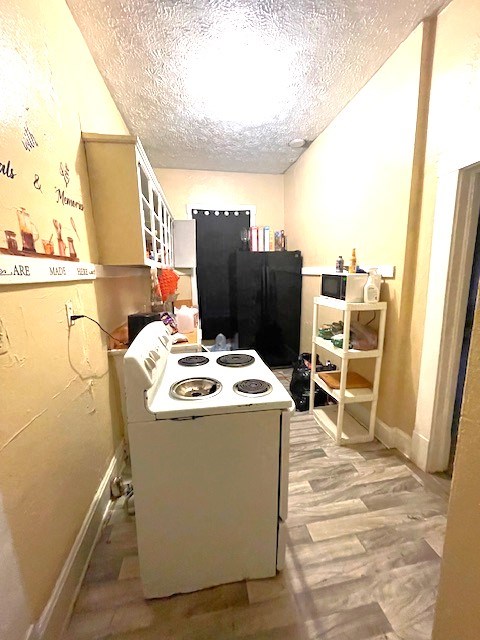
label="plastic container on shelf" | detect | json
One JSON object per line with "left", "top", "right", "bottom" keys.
{"left": 210, "top": 333, "right": 227, "bottom": 351}
{"left": 363, "top": 268, "right": 381, "bottom": 303}
{"left": 174, "top": 305, "right": 197, "bottom": 334}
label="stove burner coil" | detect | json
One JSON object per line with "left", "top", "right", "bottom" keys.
{"left": 234, "top": 379, "right": 272, "bottom": 396}
{"left": 216, "top": 353, "right": 255, "bottom": 367}
{"left": 170, "top": 377, "right": 222, "bottom": 400}
{"left": 178, "top": 355, "right": 210, "bottom": 367}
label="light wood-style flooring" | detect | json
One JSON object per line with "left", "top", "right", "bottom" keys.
{"left": 64, "top": 370, "right": 449, "bottom": 640}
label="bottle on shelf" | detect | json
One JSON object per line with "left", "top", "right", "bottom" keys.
{"left": 364, "top": 268, "right": 381, "bottom": 303}
{"left": 348, "top": 248, "right": 357, "bottom": 274}
{"left": 335, "top": 255, "right": 344, "bottom": 273}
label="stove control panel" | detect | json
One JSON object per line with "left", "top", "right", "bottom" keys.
{"left": 144, "top": 356, "right": 156, "bottom": 371}
{"left": 124, "top": 321, "right": 173, "bottom": 421}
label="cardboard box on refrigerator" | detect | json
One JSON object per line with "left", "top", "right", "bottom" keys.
{"left": 250, "top": 226, "right": 258, "bottom": 251}
{"left": 258, "top": 226, "right": 264, "bottom": 252}
{"left": 264, "top": 226, "right": 270, "bottom": 251}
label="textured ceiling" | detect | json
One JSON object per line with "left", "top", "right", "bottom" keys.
{"left": 67, "top": 0, "right": 449, "bottom": 174}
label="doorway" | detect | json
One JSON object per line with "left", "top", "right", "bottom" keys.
{"left": 448, "top": 208, "right": 480, "bottom": 473}
{"left": 187, "top": 205, "right": 255, "bottom": 340}
{"left": 414, "top": 165, "right": 480, "bottom": 472}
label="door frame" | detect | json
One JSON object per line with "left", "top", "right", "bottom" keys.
{"left": 413, "top": 162, "right": 480, "bottom": 472}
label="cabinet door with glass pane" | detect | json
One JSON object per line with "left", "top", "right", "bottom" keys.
{"left": 82, "top": 132, "right": 174, "bottom": 267}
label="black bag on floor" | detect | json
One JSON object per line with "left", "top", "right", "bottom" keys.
{"left": 289, "top": 353, "right": 336, "bottom": 412}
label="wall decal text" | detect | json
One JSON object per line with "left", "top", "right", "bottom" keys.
{"left": 0, "top": 160, "right": 16, "bottom": 180}
{"left": 0, "top": 255, "right": 95, "bottom": 285}
{"left": 0, "top": 264, "right": 31, "bottom": 277}
{"left": 59, "top": 162, "right": 70, "bottom": 187}
{"left": 49, "top": 265, "right": 66, "bottom": 276}
{"left": 22, "top": 125, "right": 38, "bottom": 151}
{"left": 55, "top": 187, "right": 84, "bottom": 211}
{"left": 33, "top": 174, "right": 42, "bottom": 192}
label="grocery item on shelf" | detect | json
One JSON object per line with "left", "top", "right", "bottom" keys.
{"left": 318, "top": 371, "right": 371, "bottom": 390}
{"left": 348, "top": 248, "right": 357, "bottom": 273}
{"left": 317, "top": 321, "right": 344, "bottom": 339}
{"left": 331, "top": 334, "right": 353, "bottom": 349}
{"left": 350, "top": 320, "right": 378, "bottom": 350}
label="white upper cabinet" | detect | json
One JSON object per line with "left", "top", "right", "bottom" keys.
{"left": 173, "top": 219, "right": 196, "bottom": 269}
{"left": 83, "top": 133, "right": 175, "bottom": 268}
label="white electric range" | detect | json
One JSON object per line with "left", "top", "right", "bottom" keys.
{"left": 124, "top": 321, "right": 294, "bottom": 599}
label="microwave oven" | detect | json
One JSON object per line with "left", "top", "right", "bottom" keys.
{"left": 321, "top": 273, "right": 368, "bottom": 302}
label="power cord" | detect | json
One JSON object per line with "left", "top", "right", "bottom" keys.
{"left": 71, "top": 315, "right": 126, "bottom": 345}
{"left": 357, "top": 310, "right": 376, "bottom": 325}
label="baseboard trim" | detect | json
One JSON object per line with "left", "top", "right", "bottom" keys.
{"left": 411, "top": 430, "right": 430, "bottom": 471}
{"left": 347, "top": 405, "right": 412, "bottom": 459}
{"left": 29, "top": 442, "right": 125, "bottom": 640}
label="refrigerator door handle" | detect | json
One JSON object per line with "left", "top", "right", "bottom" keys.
{"left": 266, "top": 264, "right": 270, "bottom": 316}
{"left": 260, "top": 262, "right": 267, "bottom": 318}
{"left": 264, "top": 263, "right": 272, "bottom": 321}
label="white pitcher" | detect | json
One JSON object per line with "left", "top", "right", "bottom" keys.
{"left": 174, "top": 306, "right": 198, "bottom": 333}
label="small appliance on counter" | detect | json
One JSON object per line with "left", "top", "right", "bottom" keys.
{"left": 321, "top": 273, "right": 368, "bottom": 302}
{"left": 128, "top": 312, "right": 161, "bottom": 344}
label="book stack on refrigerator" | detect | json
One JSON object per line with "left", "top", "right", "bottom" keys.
{"left": 248, "top": 227, "right": 286, "bottom": 251}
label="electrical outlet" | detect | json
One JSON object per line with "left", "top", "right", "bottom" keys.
{"left": 65, "top": 301, "right": 75, "bottom": 326}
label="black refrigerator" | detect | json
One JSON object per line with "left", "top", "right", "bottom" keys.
{"left": 235, "top": 250, "right": 302, "bottom": 367}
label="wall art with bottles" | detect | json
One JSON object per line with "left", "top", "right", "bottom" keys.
{"left": 0, "top": 84, "right": 93, "bottom": 283}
